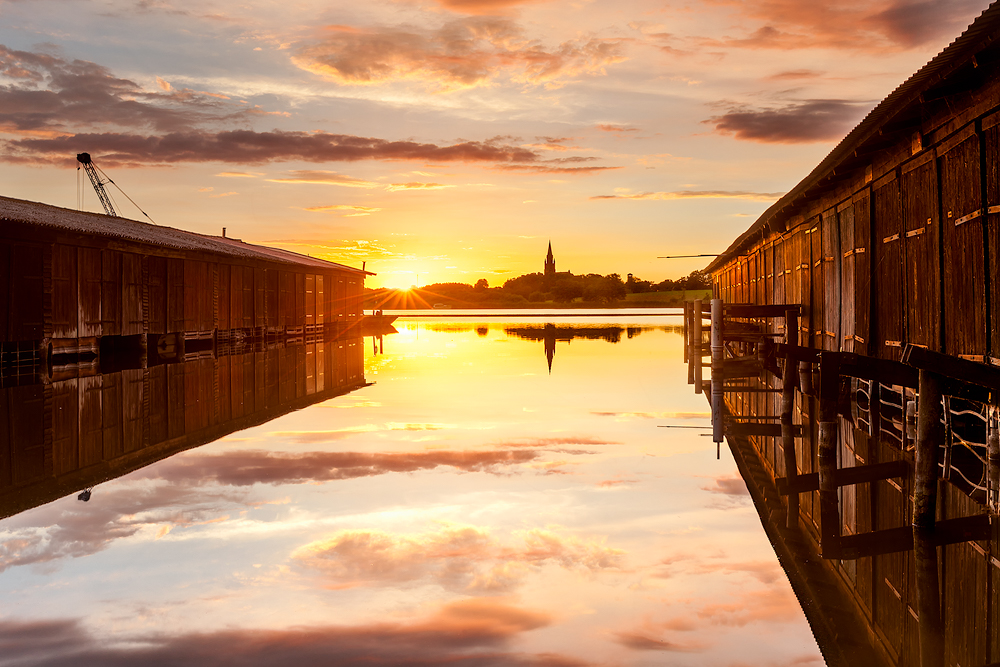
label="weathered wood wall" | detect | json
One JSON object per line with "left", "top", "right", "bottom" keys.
{"left": 0, "top": 234, "right": 365, "bottom": 345}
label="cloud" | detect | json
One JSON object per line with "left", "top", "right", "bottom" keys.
{"left": 704, "top": 99, "right": 872, "bottom": 143}
{"left": 652, "top": 553, "right": 782, "bottom": 585}
{"left": 268, "top": 170, "right": 381, "bottom": 188}
{"left": 591, "top": 190, "right": 784, "bottom": 201}
{"left": 293, "top": 524, "right": 624, "bottom": 592}
{"left": 385, "top": 182, "right": 456, "bottom": 191}
{"left": 595, "top": 124, "right": 639, "bottom": 134}
{"left": 864, "top": 0, "right": 990, "bottom": 49}
{"left": 0, "top": 44, "right": 256, "bottom": 136}
{"left": 702, "top": 0, "right": 990, "bottom": 52}
{"left": 431, "top": 0, "right": 553, "bottom": 15}
{"left": 700, "top": 475, "right": 749, "bottom": 497}
{"left": 6, "top": 131, "right": 543, "bottom": 167}
{"left": 765, "top": 69, "right": 824, "bottom": 81}
{"left": 0, "top": 484, "right": 240, "bottom": 573}
{"left": 0, "top": 602, "right": 580, "bottom": 667}
{"left": 292, "top": 18, "right": 627, "bottom": 91}
{"left": 695, "top": 586, "right": 802, "bottom": 627}
{"left": 613, "top": 631, "right": 703, "bottom": 652}
{"left": 149, "top": 449, "right": 542, "bottom": 486}
{"left": 304, "top": 205, "right": 382, "bottom": 214}
{"left": 591, "top": 411, "right": 711, "bottom": 420}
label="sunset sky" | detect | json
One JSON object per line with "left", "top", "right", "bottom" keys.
{"left": 0, "top": 0, "right": 992, "bottom": 287}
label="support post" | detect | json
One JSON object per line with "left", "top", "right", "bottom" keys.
{"left": 694, "top": 299, "right": 703, "bottom": 394}
{"left": 686, "top": 302, "right": 695, "bottom": 386}
{"left": 683, "top": 301, "right": 690, "bottom": 365}
{"left": 711, "top": 299, "right": 724, "bottom": 449}
{"left": 988, "top": 405, "right": 999, "bottom": 512}
{"left": 782, "top": 309, "right": 800, "bottom": 528}
{"left": 913, "top": 368, "right": 944, "bottom": 667}
{"left": 817, "top": 351, "right": 841, "bottom": 559}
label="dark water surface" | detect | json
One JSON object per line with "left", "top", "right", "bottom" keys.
{"left": 0, "top": 315, "right": 823, "bottom": 666}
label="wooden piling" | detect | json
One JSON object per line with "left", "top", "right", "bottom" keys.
{"left": 782, "top": 309, "right": 800, "bottom": 528}
{"left": 711, "top": 298, "right": 724, "bottom": 446}
{"left": 914, "top": 368, "right": 944, "bottom": 667}
{"left": 817, "top": 351, "right": 841, "bottom": 559}
{"left": 683, "top": 301, "right": 690, "bottom": 365}
{"left": 686, "top": 302, "right": 695, "bottom": 386}
{"left": 694, "top": 299, "right": 703, "bottom": 394}
{"left": 989, "top": 405, "right": 999, "bottom": 512}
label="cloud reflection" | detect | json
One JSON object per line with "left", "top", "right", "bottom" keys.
{"left": 293, "top": 524, "right": 624, "bottom": 593}
{"left": 0, "top": 598, "right": 586, "bottom": 667}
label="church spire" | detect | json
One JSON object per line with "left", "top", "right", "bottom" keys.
{"left": 544, "top": 241, "right": 555, "bottom": 276}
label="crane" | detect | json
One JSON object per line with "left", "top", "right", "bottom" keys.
{"left": 76, "top": 153, "right": 155, "bottom": 223}
{"left": 77, "top": 152, "right": 118, "bottom": 217}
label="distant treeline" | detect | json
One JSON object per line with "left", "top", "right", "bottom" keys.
{"left": 364, "top": 270, "right": 711, "bottom": 309}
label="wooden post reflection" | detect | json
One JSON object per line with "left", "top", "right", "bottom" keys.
{"left": 782, "top": 309, "right": 800, "bottom": 528}
{"left": 711, "top": 299, "right": 724, "bottom": 447}
{"left": 817, "top": 351, "right": 841, "bottom": 558}
{"left": 694, "top": 299, "right": 703, "bottom": 394}
{"left": 914, "top": 369, "right": 944, "bottom": 667}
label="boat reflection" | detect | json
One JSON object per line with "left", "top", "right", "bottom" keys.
{"left": 0, "top": 334, "right": 369, "bottom": 520}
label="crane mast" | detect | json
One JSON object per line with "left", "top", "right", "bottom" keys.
{"left": 76, "top": 152, "right": 118, "bottom": 217}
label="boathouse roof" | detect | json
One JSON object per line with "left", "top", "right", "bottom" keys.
{"left": 0, "top": 194, "right": 370, "bottom": 274}
{"left": 707, "top": 1, "right": 1000, "bottom": 273}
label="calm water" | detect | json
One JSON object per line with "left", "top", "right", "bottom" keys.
{"left": 0, "top": 314, "right": 823, "bottom": 666}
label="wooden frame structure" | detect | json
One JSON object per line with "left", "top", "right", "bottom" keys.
{"left": 683, "top": 7, "right": 1000, "bottom": 667}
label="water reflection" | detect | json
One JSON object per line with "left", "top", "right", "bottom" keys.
{"left": 0, "top": 336, "right": 367, "bottom": 519}
{"left": 0, "top": 316, "right": 823, "bottom": 667}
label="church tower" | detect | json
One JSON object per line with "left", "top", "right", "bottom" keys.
{"left": 544, "top": 241, "right": 555, "bottom": 276}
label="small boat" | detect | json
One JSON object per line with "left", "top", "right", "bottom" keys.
{"left": 362, "top": 311, "right": 398, "bottom": 325}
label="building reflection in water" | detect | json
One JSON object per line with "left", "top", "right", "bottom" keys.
{"left": 0, "top": 333, "right": 369, "bottom": 520}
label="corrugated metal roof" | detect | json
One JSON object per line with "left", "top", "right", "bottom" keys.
{"left": 0, "top": 194, "right": 369, "bottom": 275}
{"left": 707, "top": 1, "right": 1000, "bottom": 273}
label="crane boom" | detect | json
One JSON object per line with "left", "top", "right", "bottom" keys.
{"left": 76, "top": 153, "right": 118, "bottom": 217}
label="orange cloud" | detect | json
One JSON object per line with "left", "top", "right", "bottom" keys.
{"left": 701, "top": 0, "right": 988, "bottom": 52}
{"left": 293, "top": 18, "right": 626, "bottom": 90}
{"left": 700, "top": 475, "right": 749, "bottom": 497}
{"left": 0, "top": 601, "right": 575, "bottom": 666}
{"left": 591, "top": 190, "right": 784, "bottom": 201}
{"left": 304, "top": 205, "right": 382, "bottom": 214}
{"left": 431, "top": 0, "right": 553, "bottom": 15}
{"left": 292, "top": 525, "right": 624, "bottom": 592}
{"left": 268, "top": 170, "right": 380, "bottom": 188}
{"left": 385, "top": 182, "right": 455, "bottom": 191}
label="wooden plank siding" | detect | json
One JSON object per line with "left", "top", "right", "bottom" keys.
{"left": 0, "top": 205, "right": 368, "bottom": 347}
{"left": 701, "top": 13, "right": 1000, "bottom": 663}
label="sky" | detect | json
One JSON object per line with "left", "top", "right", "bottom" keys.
{"left": 0, "top": 320, "right": 826, "bottom": 666}
{"left": 0, "top": 0, "right": 994, "bottom": 288}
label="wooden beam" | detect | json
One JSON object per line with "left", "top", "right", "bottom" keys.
{"left": 724, "top": 303, "right": 801, "bottom": 318}
{"left": 836, "top": 514, "right": 991, "bottom": 559}
{"left": 903, "top": 343, "right": 1000, "bottom": 392}
{"left": 776, "top": 460, "right": 910, "bottom": 495}
{"left": 728, "top": 423, "right": 801, "bottom": 438}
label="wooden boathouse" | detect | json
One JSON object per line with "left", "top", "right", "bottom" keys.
{"left": 685, "top": 5, "right": 1000, "bottom": 667}
{"left": 0, "top": 195, "right": 369, "bottom": 362}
